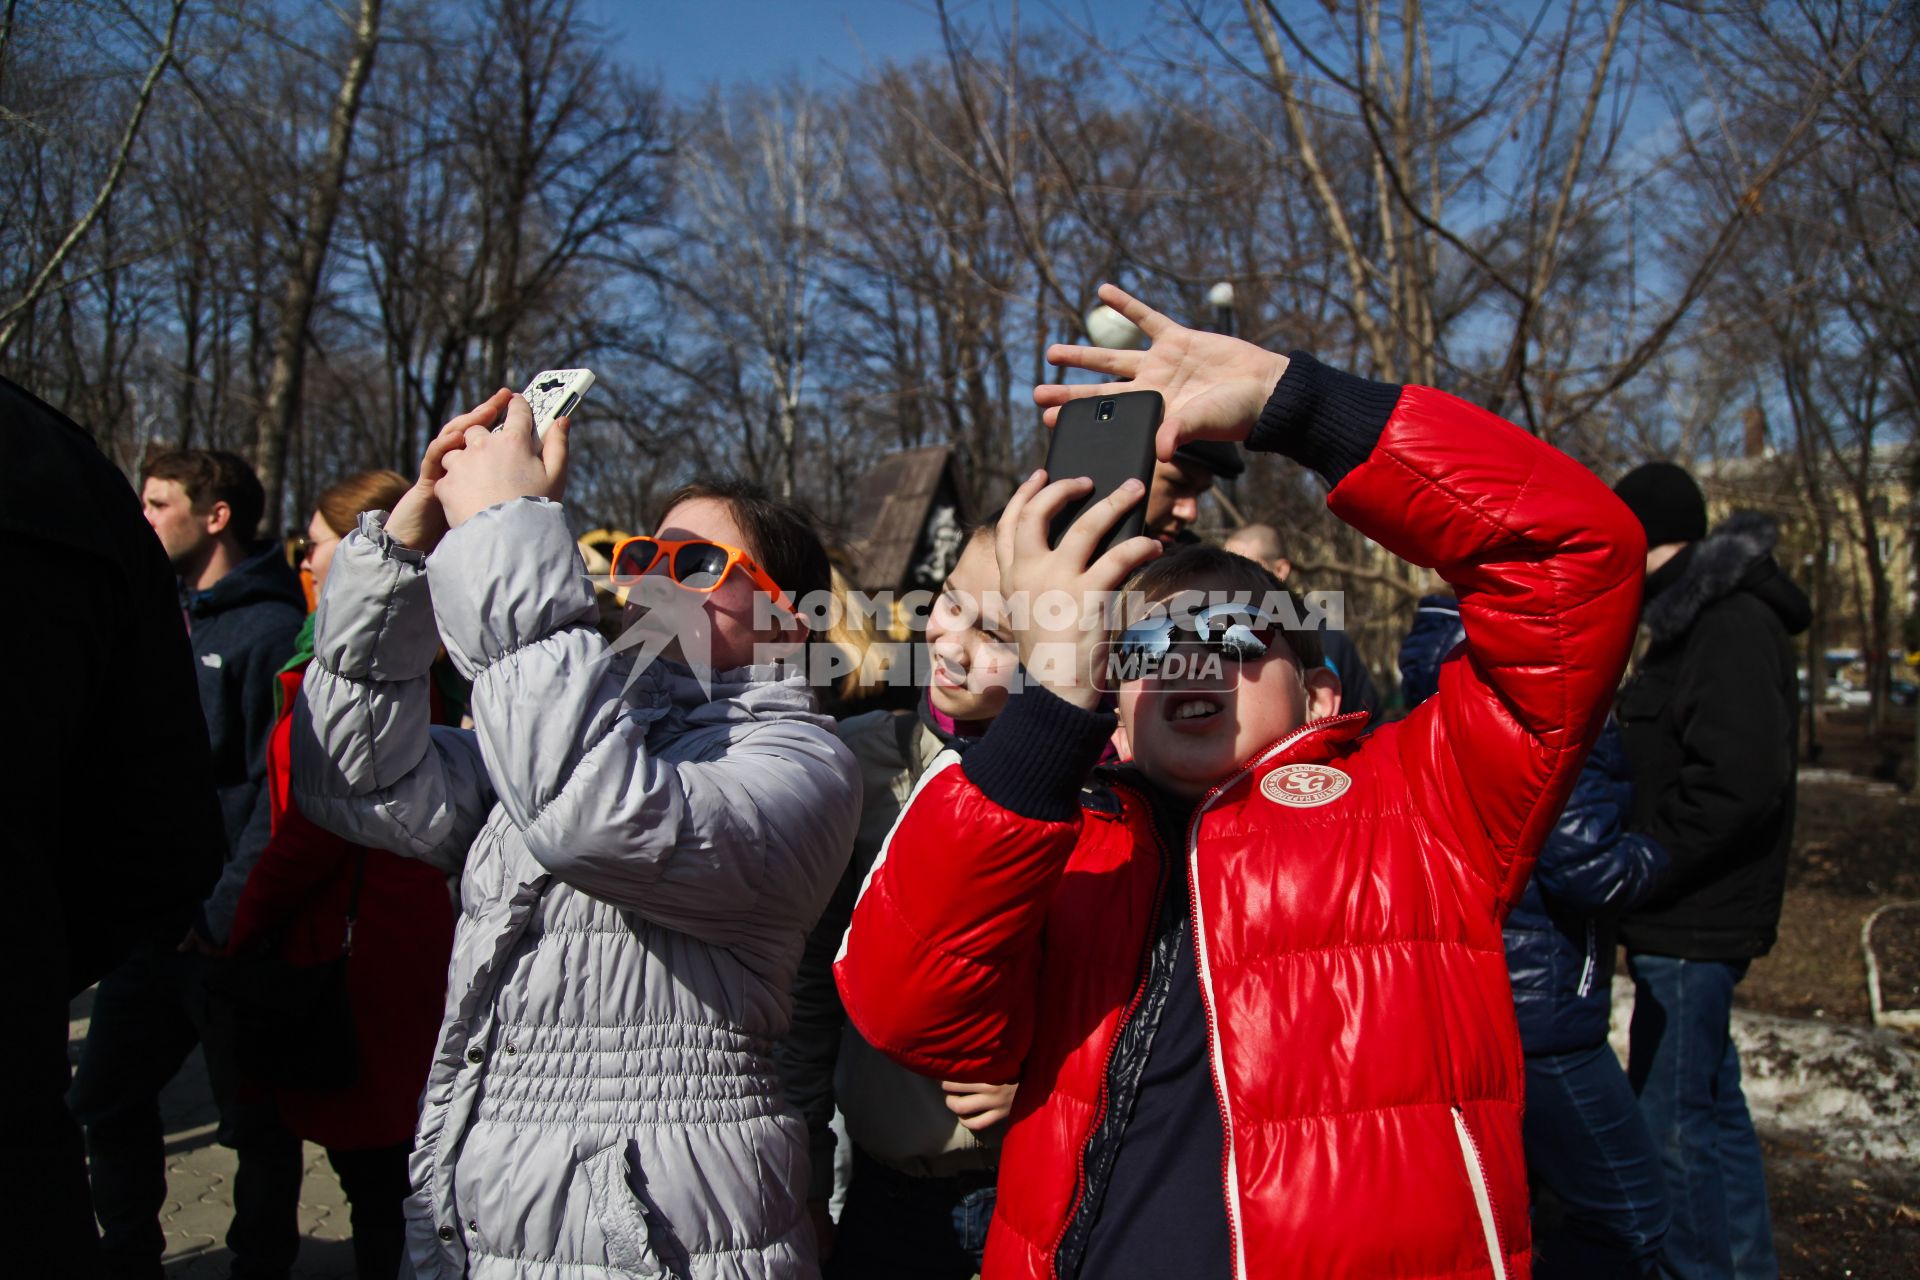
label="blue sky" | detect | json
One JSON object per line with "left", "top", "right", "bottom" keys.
{"left": 578, "top": 0, "right": 1174, "bottom": 96}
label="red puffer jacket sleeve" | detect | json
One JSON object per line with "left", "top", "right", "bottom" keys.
{"left": 1255, "top": 353, "right": 1645, "bottom": 907}
{"left": 834, "top": 684, "right": 1117, "bottom": 1081}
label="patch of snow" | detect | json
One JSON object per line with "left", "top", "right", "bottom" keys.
{"left": 1797, "top": 768, "right": 1905, "bottom": 796}
{"left": 1608, "top": 976, "right": 1920, "bottom": 1165}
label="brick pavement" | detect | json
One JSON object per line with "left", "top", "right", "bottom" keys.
{"left": 68, "top": 989, "right": 359, "bottom": 1279}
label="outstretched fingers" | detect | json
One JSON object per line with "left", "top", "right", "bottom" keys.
{"left": 1095, "top": 283, "right": 1172, "bottom": 338}
{"left": 1033, "top": 379, "right": 1135, "bottom": 407}
{"left": 1045, "top": 342, "right": 1142, "bottom": 378}
{"left": 1033, "top": 380, "right": 1138, "bottom": 428}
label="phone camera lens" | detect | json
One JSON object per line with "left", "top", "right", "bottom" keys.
{"left": 1097, "top": 399, "right": 1116, "bottom": 421}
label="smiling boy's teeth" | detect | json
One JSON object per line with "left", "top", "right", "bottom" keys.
{"left": 1173, "top": 699, "right": 1219, "bottom": 720}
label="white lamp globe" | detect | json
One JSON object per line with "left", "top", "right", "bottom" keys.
{"left": 1207, "top": 281, "right": 1236, "bottom": 309}
{"left": 1085, "top": 304, "right": 1146, "bottom": 350}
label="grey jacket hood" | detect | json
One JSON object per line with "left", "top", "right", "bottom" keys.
{"left": 292, "top": 498, "right": 861, "bottom": 1280}
{"left": 1642, "top": 511, "right": 1811, "bottom": 645}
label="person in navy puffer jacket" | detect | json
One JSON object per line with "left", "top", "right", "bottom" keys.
{"left": 1402, "top": 595, "right": 1672, "bottom": 1279}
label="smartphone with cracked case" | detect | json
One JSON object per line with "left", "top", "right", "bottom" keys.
{"left": 1043, "top": 389, "right": 1163, "bottom": 559}
{"left": 521, "top": 368, "right": 595, "bottom": 442}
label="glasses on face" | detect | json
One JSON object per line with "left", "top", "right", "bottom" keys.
{"left": 608, "top": 535, "right": 793, "bottom": 613}
{"left": 1113, "top": 602, "right": 1282, "bottom": 666}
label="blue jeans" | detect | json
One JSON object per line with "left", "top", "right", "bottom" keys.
{"left": 1626, "top": 955, "right": 1778, "bottom": 1280}
{"left": 1525, "top": 1042, "right": 1669, "bottom": 1278}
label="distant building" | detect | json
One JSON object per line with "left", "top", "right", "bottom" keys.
{"left": 1698, "top": 440, "right": 1914, "bottom": 662}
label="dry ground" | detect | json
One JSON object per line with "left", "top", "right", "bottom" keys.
{"left": 1737, "top": 708, "right": 1920, "bottom": 1276}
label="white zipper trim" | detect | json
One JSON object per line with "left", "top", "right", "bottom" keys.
{"left": 1182, "top": 717, "right": 1353, "bottom": 1280}
{"left": 1450, "top": 1106, "right": 1510, "bottom": 1280}
{"left": 1188, "top": 803, "right": 1247, "bottom": 1280}
{"left": 1576, "top": 920, "right": 1597, "bottom": 998}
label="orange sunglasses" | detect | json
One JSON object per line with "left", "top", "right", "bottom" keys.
{"left": 607, "top": 535, "right": 794, "bottom": 613}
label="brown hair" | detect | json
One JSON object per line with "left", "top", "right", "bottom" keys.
{"left": 1124, "top": 544, "right": 1324, "bottom": 672}
{"left": 657, "top": 477, "right": 833, "bottom": 611}
{"left": 314, "top": 469, "right": 410, "bottom": 537}
{"left": 142, "top": 449, "right": 266, "bottom": 542}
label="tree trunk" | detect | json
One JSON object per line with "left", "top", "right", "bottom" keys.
{"left": 253, "top": 0, "right": 383, "bottom": 539}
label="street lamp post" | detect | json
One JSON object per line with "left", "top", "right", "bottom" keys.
{"left": 1208, "top": 281, "right": 1236, "bottom": 336}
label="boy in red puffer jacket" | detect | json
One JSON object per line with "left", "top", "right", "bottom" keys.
{"left": 834, "top": 285, "right": 1646, "bottom": 1280}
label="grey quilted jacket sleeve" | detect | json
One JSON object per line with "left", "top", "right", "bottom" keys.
{"left": 290, "top": 511, "right": 493, "bottom": 873}
{"left": 428, "top": 498, "right": 859, "bottom": 961}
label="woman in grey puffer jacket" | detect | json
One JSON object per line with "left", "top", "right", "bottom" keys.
{"left": 291, "top": 391, "right": 861, "bottom": 1280}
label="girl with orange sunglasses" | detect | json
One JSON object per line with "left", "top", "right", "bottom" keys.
{"left": 289, "top": 389, "right": 860, "bottom": 1280}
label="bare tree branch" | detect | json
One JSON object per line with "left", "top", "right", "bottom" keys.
{"left": 0, "top": 0, "right": 184, "bottom": 355}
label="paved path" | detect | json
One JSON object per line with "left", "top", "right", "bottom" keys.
{"left": 68, "top": 989, "right": 359, "bottom": 1279}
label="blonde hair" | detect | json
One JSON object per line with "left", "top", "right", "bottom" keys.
{"left": 825, "top": 565, "right": 898, "bottom": 704}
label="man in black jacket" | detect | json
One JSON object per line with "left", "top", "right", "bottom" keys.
{"left": 69, "top": 448, "right": 306, "bottom": 1279}
{"left": 1613, "top": 461, "right": 1809, "bottom": 1280}
{"left": 0, "top": 377, "right": 227, "bottom": 1276}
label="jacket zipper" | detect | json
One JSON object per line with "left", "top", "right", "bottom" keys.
{"left": 1183, "top": 717, "right": 1350, "bottom": 1280}
{"left": 1449, "top": 1105, "right": 1510, "bottom": 1280}
{"left": 1051, "top": 788, "right": 1172, "bottom": 1280}
{"left": 1576, "top": 920, "right": 1596, "bottom": 998}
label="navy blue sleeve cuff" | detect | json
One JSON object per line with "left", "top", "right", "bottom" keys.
{"left": 1249, "top": 350, "right": 1403, "bottom": 488}
{"left": 961, "top": 679, "right": 1117, "bottom": 824}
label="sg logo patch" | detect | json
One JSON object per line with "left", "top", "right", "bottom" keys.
{"left": 1260, "top": 763, "right": 1352, "bottom": 808}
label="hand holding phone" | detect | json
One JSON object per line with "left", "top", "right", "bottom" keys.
{"left": 438, "top": 389, "right": 572, "bottom": 530}
{"left": 993, "top": 463, "right": 1162, "bottom": 711}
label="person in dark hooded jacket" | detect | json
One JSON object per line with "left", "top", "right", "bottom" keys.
{"left": 70, "top": 447, "right": 307, "bottom": 1280}
{"left": 0, "top": 376, "right": 226, "bottom": 1276}
{"left": 1402, "top": 596, "right": 1672, "bottom": 1278}
{"left": 1611, "top": 463, "right": 1810, "bottom": 1280}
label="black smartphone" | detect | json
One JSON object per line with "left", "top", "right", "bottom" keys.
{"left": 1043, "top": 390, "right": 1164, "bottom": 559}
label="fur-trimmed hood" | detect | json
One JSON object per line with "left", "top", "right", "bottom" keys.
{"left": 1642, "top": 511, "right": 1811, "bottom": 644}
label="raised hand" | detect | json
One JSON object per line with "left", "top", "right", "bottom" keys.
{"left": 386, "top": 389, "right": 511, "bottom": 553}
{"left": 995, "top": 469, "right": 1161, "bottom": 709}
{"left": 436, "top": 391, "right": 572, "bottom": 531}
{"left": 1034, "top": 283, "right": 1291, "bottom": 462}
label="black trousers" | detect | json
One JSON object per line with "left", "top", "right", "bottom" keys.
{"left": 0, "top": 902, "right": 102, "bottom": 1276}
{"left": 68, "top": 942, "right": 304, "bottom": 1280}
{"left": 828, "top": 1146, "right": 997, "bottom": 1280}
{"left": 327, "top": 1143, "right": 413, "bottom": 1280}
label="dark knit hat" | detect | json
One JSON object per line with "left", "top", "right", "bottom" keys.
{"left": 1173, "top": 439, "right": 1245, "bottom": 481}
{"left": 1614, "top": 461, "right": 1707, "bottom": 547}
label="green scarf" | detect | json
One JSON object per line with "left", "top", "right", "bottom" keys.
{"left": 272, "top": 612, "right": 319, "bottom": 720}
